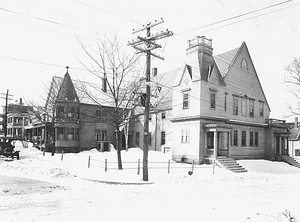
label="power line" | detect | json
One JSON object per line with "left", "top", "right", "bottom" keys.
{"left": 174, "top": 0, "right": 296, "bottom": 39}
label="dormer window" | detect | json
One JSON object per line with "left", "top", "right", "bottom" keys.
{"left": 241, "top": 58, "right": 248, "bottom": 70}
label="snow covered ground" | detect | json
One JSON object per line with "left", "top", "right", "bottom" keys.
{"left": 1, "top": 141, "right": 300, "bottom": 222}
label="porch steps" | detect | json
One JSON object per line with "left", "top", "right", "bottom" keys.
{"left": 280, "top": 155, "right": 300, "bottom": 169}
{"left": 216, "top": 157, "right": 247, "bottom": 173}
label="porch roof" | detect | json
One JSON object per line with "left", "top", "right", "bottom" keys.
{"left": 204, "top": 124, "right": 232, "bottom": 131}
{"left": 274, "top": 130, "right": 290, "bottom": 137}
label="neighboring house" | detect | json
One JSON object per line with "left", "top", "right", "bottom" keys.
{"left": 5, "top": 98, "right": 33, "bottom": 139}
{"left": 25, "top": 68, "right": 124, "bottom": 153}
{"left": 170, "top": 36, "right": 289, "bottom": 163}
{"left": 288, "top": 117, "right": 300, "bottom": 160}
{"left": 131, "top": 67, "right": 176, "bottom": 152}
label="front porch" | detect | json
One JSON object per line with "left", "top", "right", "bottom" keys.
{"left": 204, "top": 124, "right": 232, "bottom": 158}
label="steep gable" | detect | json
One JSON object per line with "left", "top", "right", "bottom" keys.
{"left": 221, "top": 42, "right": 271, "bottom": 112}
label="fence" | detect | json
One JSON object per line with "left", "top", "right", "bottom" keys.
{"left": 87, "top": 156, "right": 218, "bottom": 175}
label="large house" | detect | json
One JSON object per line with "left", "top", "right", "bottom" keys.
{"left": 25, "top": 69, "right": 124, "bottom": 153}
{"left": 169, "top": 36, "right": 289, "bottom": 163}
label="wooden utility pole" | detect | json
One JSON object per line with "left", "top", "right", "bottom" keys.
{"left": 0, "top": 89, "right": 13, "bottom": 136}
{"left": 128, "top": 19, "right": 173, "bottom": 181}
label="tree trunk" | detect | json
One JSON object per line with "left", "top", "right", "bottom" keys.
{"left": 116, "top": 129, "right": 123, "bottom": 170}
{"left": 51, "top": 124, "right": 55, "bottom": 156}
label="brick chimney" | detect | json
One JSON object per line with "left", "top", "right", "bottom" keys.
{"left": 295, "top": 117, "right": 298, "bottom": 128}
{"left": 186, "top": 36, "right": 214, "bottom": 81}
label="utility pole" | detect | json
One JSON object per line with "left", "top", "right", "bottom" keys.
{"left": 128, "top": 19, "right": 173, "bottom": 181}
{"left": 0, "top": 89, "right": 13, "bottom": 136}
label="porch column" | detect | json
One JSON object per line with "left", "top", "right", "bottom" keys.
{"left": 227, "top": 132, "right": 230, "bottom": 157}
{"left": 279, "top": 136, "right": 282, "bottom": 156}
{"left": 286, "top": 137, "right": 289, "bottom": 156}
{"left": 213, "top": 130, "right": 218, "bottom": 158}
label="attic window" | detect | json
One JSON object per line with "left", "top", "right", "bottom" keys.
{"left": 241, "top": 58, "right": 248, "bottom": 70}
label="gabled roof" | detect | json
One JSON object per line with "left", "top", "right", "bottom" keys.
{"left": 46, "top": 75, "right": 115, "bottom": 108}
{"left": 215, "top": 42, "right": 271, "bottom": 112}
{"left": 151, "top": 67, "right": 182, "bottom": 110}
{"left": 214, "top": 47, "right": 239, "bottom": 77}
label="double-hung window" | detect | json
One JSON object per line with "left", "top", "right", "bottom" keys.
{"left": 259, "top": 101, "right": 264, "bottom": 117}
{"left": 181, "top": 129, "right": 190, "bottom": 143}
{"left": 249, "top": 99, "right": 254, "bottom": 117}
{"left": 233, "top": 96, "right": 239, "bottom": 115}
{"left": 210, "top": 90, "right": 216, "bottom": 109}
{"left": 242, "top": 131, "right": 246, "bottom": 146}
{"left": 182, "top": 91, "right": 190, "bottom": 109}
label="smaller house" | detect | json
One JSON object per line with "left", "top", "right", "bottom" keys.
{"left": 288, "top": 117, "right": 300, "bottom": 160}
{"left": 5, "top": 98, "right": 33, "bottom": 139}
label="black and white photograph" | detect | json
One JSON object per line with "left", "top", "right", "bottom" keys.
{"left": 0, "top": 0, "right": 300, "bottom": 221}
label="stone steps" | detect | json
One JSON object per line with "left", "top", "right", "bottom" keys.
{"left": 216, "top": 157, "right": 247, "bottom": 173}
{"left": 280, "top": 155, "right": 300, "bottom": 168}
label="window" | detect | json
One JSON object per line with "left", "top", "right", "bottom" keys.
{"left": 96, "top": 110, "right": 107, "bottom": 120}
{"left": 67, "top": 107, "right": 75, "bottom": 118}
{"left": 95, "top": 130, "right": 107, "bottom": 141}
{"left": 233, "top": 96, "right": 239, "bottom": 115}
{"left": 233, "top": 130, "right": 238, "bottom": 146}
{"left": 161, "top": 112, "right": 166, "bottom": 119}
{"left": 224, "top": 93, "right": 228, "bottom": 111}
{"left": 102, "top": 77, "right": 107, "bottom": 93}
{"left": 102, "top": 130, "right": 107, "bottom": 141}
{"left": 210, "top": 91, "right": 216, "bottom": 109}
{"left": 57, "top": 106, "right": 64, "bottom": 118}
{"left": 255, "top": 132, "right": 259, "bottom": 146}
{"left": 249, "top": 132, "right": 253, "bottom": 146}
{"left": 95, "top": 130, "right": 101, "bottom": 141}
{"left": 241, "top": 58, "right": 248, "bottom": 70}
{"left": 182, "top": 91, "right": 190, "bottom": 109}
{"left": 259, "top": 101, "right": 264, "bottom": 117}
{"left": 102, "top": 111, "right": 107, "bottom": 119}
{"left": 135, "top": 132, "right": 140, "bottom": 146}
{"left": 57, "top": 127, "right": 64, "bottom": 140}
{"left": 249, "top": 99, "right": 254, "bottom": 117}
{"left": 67, "top": 128, "right": 74, "bottom": 140}
{"left": 241, "top": 97, "right": 247, "bottom": 116}
{"left": 96, "top": 110, "right": 101, "bottom": 117}
{"left": 161, "top": 131, "right": 166, "bottom": 145}
{"left": 295, "top": 149, "right": 300, "bottom": 156}
{"left": 242, "top": 131, "right": 246, "bottom": 146}
{"left": 74, "top": 128, "right": 79, "bottom": 140}
{"left": 181, "top": 129, "right": 190, "bottom": 143}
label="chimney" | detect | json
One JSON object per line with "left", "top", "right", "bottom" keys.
{"left": 186, "top": 36, "right": 214, "bottom": 81}
{"left": 186, "top": 36, "right": 213, "bottom": 56}
{"left": 19, "top": 98, "right": 23, "bottom": 105}
{"left": 295, "top": 117, "right": 298, "bottom": 128}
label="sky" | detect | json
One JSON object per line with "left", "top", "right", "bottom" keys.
{"left": 0, "top": 0, "right": 300, "bottom": 120}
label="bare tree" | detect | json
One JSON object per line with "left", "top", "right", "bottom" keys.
{"left": 284, "top": 57, "right": 300, "bottom": 115}
{"left": 26, "top": 77, "right": 62, "bottom": 156}
{"left": 78, "top": 35, "right": 142, "bottom": 170}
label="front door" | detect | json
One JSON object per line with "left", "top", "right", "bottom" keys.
{"left": 207, "top": 132, "right": 214, "bottom": 156}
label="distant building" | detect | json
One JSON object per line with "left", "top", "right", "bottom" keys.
{"left": 5, "top": 98, "right": 33, "bottom": 139}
